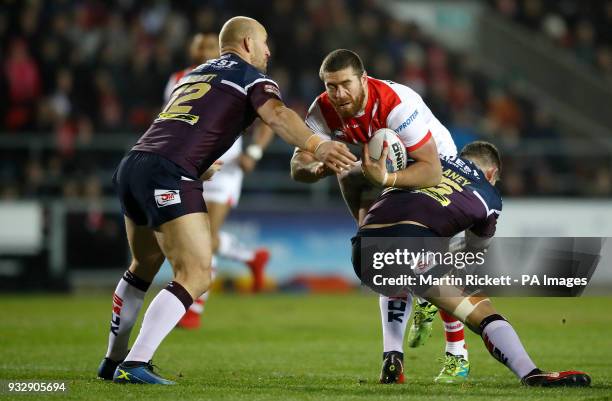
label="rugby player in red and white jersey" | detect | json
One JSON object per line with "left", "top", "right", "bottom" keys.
{"left": 291, "top": 49, "right": 469, "bottom": 383}
{"left": 165, "top": 33, "right": 275, "bottom": 329}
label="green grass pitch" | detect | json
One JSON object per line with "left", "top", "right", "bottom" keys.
{"left": 1, "top": 293, "right": 611, "bottom": 400}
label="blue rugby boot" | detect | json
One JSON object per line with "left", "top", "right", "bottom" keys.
{"left": 113, "top": 361, "right": 176, "bottom": 385}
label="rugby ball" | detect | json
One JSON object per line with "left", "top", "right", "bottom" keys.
{"left": 367, "top": 128, "right": 407, "bottom": 172}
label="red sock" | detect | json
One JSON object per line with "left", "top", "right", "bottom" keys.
{"left": 440, "top": 310, "right": 468, "bottom": 359}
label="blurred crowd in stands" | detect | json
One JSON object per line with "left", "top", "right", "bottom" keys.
{"left": 491, "top": 0, "right": 612, "bottom": 81}
{"left": 1, "top": 0, "right": 610, "bottom": 201}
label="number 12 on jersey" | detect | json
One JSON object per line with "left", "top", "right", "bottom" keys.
{"left": 158, "top": 82, "right": 212, "bottom": 125}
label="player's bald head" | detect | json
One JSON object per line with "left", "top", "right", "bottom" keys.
{"left": 219, "top": 16, "right": 265, "bottom": 48}
{"left": 219, "top": 16, "right": 270, "bottom": 73}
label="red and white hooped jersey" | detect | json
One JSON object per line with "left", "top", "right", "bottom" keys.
{"left": 305, "top": 77, "right": 457, "bottom": 157}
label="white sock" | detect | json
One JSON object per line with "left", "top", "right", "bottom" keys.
{"left": 380, "top": 294, "right": 413, "bottom": 354}
{"left": 218, "top": 231, "right": 255, "bottom": 263}
{"left": 481, "top": 317, "right": 537, "bottom": 378}
{"left": 105, "top": 271, "right": 150, "bottom": 361}
{"left": 125, "top": 281, "right": 193, "bottom": 363}
{"left": 446, "top": 340, "right": 468, "bottom": 359}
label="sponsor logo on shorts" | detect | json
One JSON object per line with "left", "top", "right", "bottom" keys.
{"left": 154, "top": 189, "right": 181, "bottom": 207}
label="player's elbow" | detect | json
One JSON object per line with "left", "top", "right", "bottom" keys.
{"left": 265, "top": 104, "right": 291, "bottom": 132}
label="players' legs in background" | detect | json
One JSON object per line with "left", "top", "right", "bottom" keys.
{"left": 178, "top": 199, "right": 270, "bottom": 329}
{"left": 124, "top": 213, "right": 212, "bottom": 364}
{"left": 100, "top": 217, "right": 165, "bottom": 377}
{"left": 218, "top": 230, "right": 269, "bottom": 292}
{"left": 211, "top": 200, "right": 269, "bottom": 291}
{"left": 218, "top": 230, "right": 269, "bottom": 288}
{"left": 203, "top": 145, "right": 270, "bottom": 294}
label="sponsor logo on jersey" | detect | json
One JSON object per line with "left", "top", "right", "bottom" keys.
{"left": 264, "top": 84, "right": 281, "bottom": 98}
{"left": 394, "top": 109, "right": 419, "bottom": 133}
{"left": 208, "top": 58, "right": 239, "bottom": 69}
{"left": 156, "top": 112, "right": 199, "bottom": 125}
{"left": 154, "top": 190, "right": 181, "bottom": 207}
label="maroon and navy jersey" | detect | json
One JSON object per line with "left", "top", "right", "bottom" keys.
{"left": 133, "top": 53, "right": 281, "bottom": 177}
{"left": 363, "top": 156, "right": 502, "bottom": 237}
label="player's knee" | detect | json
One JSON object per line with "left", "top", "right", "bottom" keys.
{"left": 173, "top": 258, "right": 212, "bottom": 288}
{"left": 189, "top": 267, "right": 213, "bottom": 296}
{"left": 192, "top": 260, "right": 212, "bottom": 284}
{"left": 129, "top": 252, "right": 165, "bottom": 279}
{"left": 453, "top": 296, "right": 494, "bottom": 333}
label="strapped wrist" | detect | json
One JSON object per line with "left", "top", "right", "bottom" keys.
{"left": 305, "top": 134, "right": 327, "bottom": 154}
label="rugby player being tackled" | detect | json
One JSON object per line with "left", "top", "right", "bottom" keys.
{"left": 353, "top": 140, "right": 591, "bottom": 387}
{"left": 291, "top": 49, "right": 469, "bottom": 382}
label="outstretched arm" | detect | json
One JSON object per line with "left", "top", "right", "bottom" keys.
{"left": 257, "top": 98, "right": 357, "bottom": 174}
